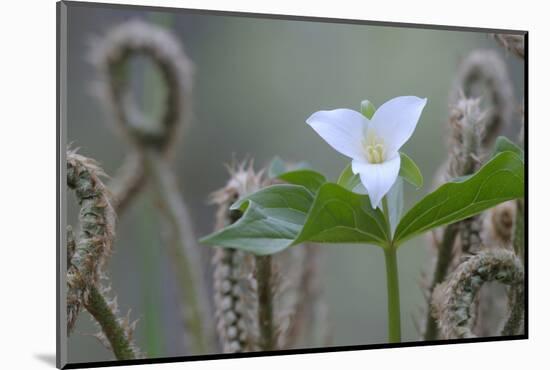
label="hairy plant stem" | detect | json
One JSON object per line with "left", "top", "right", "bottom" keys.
{"left": 424, "top": 224, "right": 459, "bottom": 340}
{"left": 384, "top": 246, "right": 401, "bottom": 343}
{"left": 255, "top": 255, "right": 275, "bottom": 350}
{"left": 84, "top": 285, "right": 137, "bottom": 360}
{"left": 109, "top": 152, "right": 147, "bottom": 215}
{"left": 143, "top": 149, "right": 213, "bottom": 354}
{"left": 502, "top": 198, "right": 525, "bottom": 336}
{"left": 513, "top": 199, "right": 524, "bottom": 262}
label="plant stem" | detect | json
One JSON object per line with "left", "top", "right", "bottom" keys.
{"left": 384, "top": 246, "right": 401, "bottom": 343}
{"left": 513, "top": 199, "right": 524, "bottom": 262}
{"left": 143, "top": 149, "right": 213, "bottom": 354}
{"left": 84, "top": 285, "right": 137, "bottom": 360}
{"left": 256, "top": 255, "right": 275, "bottom": 350}
{"left": 423, "top": 224, "right": 459, "bottom": 340}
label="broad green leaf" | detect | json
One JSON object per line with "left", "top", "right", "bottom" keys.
{"left": 360, "top": 100, "right": 376, "bottom": 119}
{"left": 491, "top": 136, "right": 524, "bottom": 161}
{"left": 399, "top": 152, "right": 423, "bottom": 188}
{"left": 268, "top": 156, "right": 287, "bottom": 178}
{"left": 295, "top": 183, "right": 390, "bottom": 247}
{"left": 199, "top": 184, "right": 313, "bottom": 255}
{"left": 201, "top": 182, "right": 391, "bottom": 254}
{"left": 277, "top": 170, "right": 326, "bottom": 194}
{"left": 394, "top": 151, "right": 524, "bottom": 246}
{"left": 450, "top": 136, "right": 524, "bottom": 185}
{"left": 337, "top": 163, "right": 361, "bottom": 191}
{"left": 386, "top": 178, "right": 404, "bottom": 235}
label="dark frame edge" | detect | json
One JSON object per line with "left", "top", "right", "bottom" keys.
{"left": 523, "top": 32, "right": 529, "bottom": 339}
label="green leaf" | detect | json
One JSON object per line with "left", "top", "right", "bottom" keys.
{"left": 277, "top": 170, "right": 327, "bottom": 194}
{"left": 337, "top": 163, "right": 361, "bottom": 191}
{"left": 361, "top": 100, "right": 376, "bottom": 119}
{"left": 491, "top": 136, "right": 524, "bottom": 162}
{"left": 399, "top": 152, "right": 423, "bottom": 189}
{"left": 268, "top": 156, "right": 287, "bottom": 178}
{"left": 200, "top": 182, "right": 391, "bottom": 254}
{"left": 394, "top": 151, "right": 524, "bottom": 246}
{"left": 295, "top": 183, "right": 390, "bottom": 247}
{"left": 199, "top": 184, "right": 313, "bottom": 255}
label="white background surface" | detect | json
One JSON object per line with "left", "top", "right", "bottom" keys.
{"left": 0, "top": 0, "right": 546, "bottom": 369}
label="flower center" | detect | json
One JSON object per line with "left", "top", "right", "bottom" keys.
{"left": 362, "top": 129, "right": 385, "bottom": 164}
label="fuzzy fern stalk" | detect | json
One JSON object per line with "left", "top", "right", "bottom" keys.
{"left": 209, "top": 160, "right": 331, "bottom": 351}
{"left": 108, "top": 152, "right": 146, "bottom": 215}
{"left": 431, "top": 249, "right": 523, "bottom": 339}
{"left": 212, "top": 249, "right": 250, "bottom": 352}
{"left": 210, "top": 161, "right": 270, "bottom": 352}
{"left": 145, "top": 150, "right": 214, "bottom": 353}
{"left": 66, "top": 150, "right": 114, "bottom": 284}
{"left": 452, "top": 50, "right": 514, "bottom": 149}
{"left": 66, "top": 150, "right": 139, "bottom": 360}
{"left": 91, "top": 20, "right": 215, "bottom": 353}
{"left": 423, "top": 97, "right": 486, "bottom": 340}
{"left": 423, "top": 48, "right": 516, "bottom": 340}
{"left": 484, "top": 201, "right": 516, "bottom": 247}
{"left": 90, "top": 19, "right": 193, "bottom": 215}
{"left": 493, "top": 34, "right": 525, "bottom": 59}
{"left": 66, "top": 226, "right": 80, "bottom": 334}
{"left": 501, "top": 283, "right": 524, "bottom": 336}
{"left": 86, "top": 285, "right": 139, "bottom": 359}
{"left": 449, "top": 98, "right": 485, "bottom": 257}
{"left": 279, "top": 244, "right": 330, "bottom": 348}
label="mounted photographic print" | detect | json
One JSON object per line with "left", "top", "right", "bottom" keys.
{"left": 56, "top": 1, "right": 527, "bottom": 368}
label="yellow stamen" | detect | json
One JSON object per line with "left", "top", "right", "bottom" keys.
{"left": 362, "top": 129, "right": 385, "bottom": 164}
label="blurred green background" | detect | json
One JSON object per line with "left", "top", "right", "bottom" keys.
{"left": 66, "top": 3, "right": 524, "bottom": 363}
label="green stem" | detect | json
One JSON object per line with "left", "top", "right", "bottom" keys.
{"left": 84, "top": 285, "right": 137, "bottom": 360}
{"left": 381, "top": 196, "right": 401, "bottom": 343}
{"left": 384, "top": 246, "right": 401, "bottom": 343}
{"left": 256, "top": 255, "right": 275, "bottom": 351}
{"left": 143, "top": 149, "right": 213, "bottom": 354}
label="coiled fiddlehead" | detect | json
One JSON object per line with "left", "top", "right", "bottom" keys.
{"left": 423, "top": 48, "right": 518, "bottom": 340}
{"left": 91, "top": 19, "right": 193, "bottom": 214}
{"left": 452, "top": 49, "right": 514, "bottom": 149}
{"left": 90, "top": 20, "right": 214, "bottom": 354}
{"left": 432, "top": 249, "right": 523, "bottom": 339}
{"left": 493, "top": 34, "right": 525, "bottom": 60}
{"left": 66, "top": 149, "right": 139, "bottom": 360}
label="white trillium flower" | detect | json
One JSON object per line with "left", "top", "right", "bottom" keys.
{"left": 306, "top": 96, "right": 427, "bottom": 209}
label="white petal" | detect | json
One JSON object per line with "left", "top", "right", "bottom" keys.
{"left": 370, "top": 96, "right": 427, "bottom": 154}
{"left": 352, "top": 155, "right": 401, "bottom": 209}
{"left": 306, "top": 109, "right": 368, "bottom": 160}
